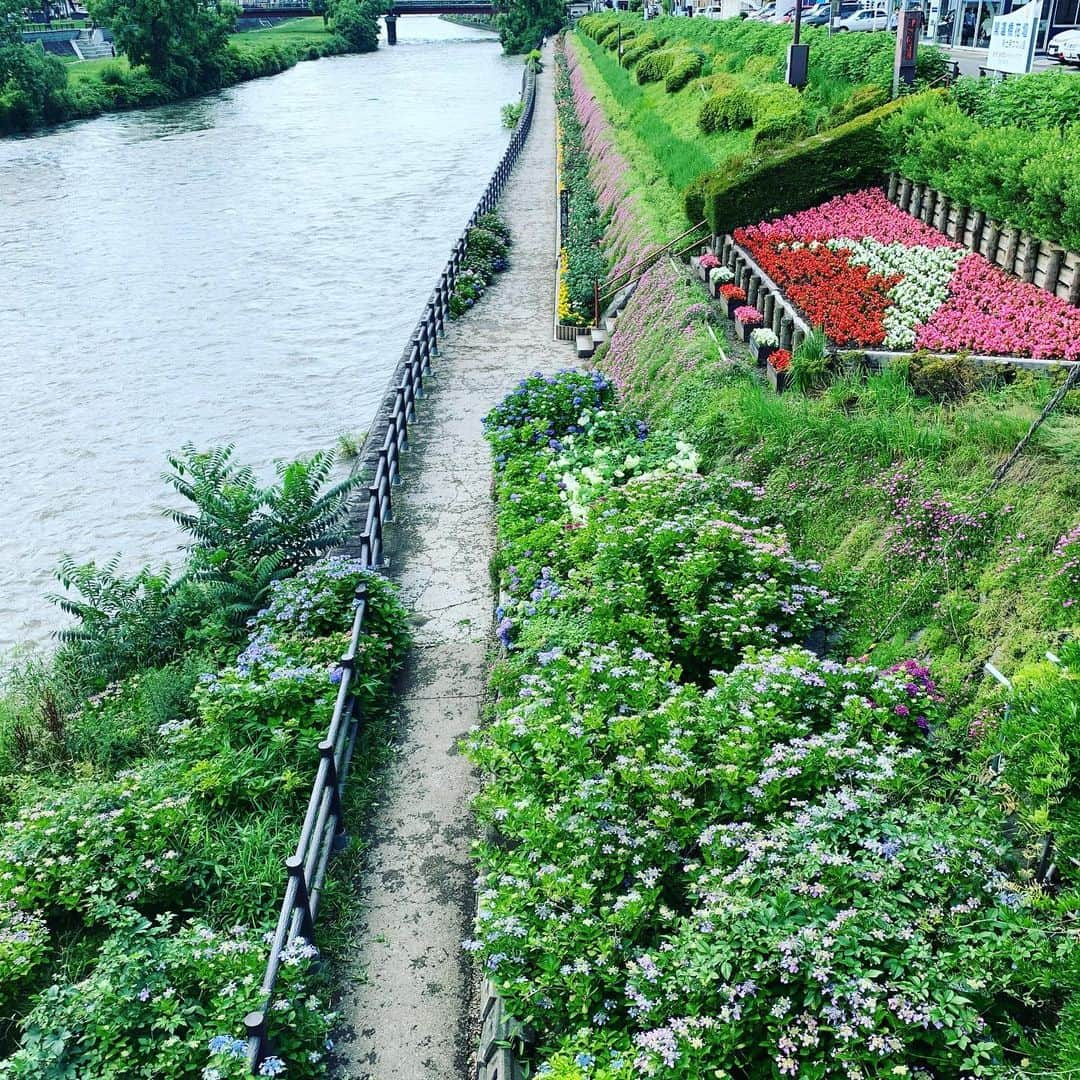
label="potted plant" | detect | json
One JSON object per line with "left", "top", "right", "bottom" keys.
{"left": 719, "top": 284, "right": 746, "bottom": 320}
{"left": 734, "top": 305, "right": 764, "bottom": 342}
{"left": 698, "top": 252, "right": 721, "bottom": 282}
{"left": 749, "top": 326, "right": 778, "bottom": 363}
{"left": 767, "top": 348, "right": 791, "bottom": 393}
{"left": 709, "top": 265, "right": 734, "bottom": 297}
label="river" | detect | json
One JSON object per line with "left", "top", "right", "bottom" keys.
{"left": 0, "top": 19, "right": 520, "bottom": 657}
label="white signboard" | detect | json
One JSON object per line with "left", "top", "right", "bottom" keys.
{"left": 986, "top": 0, "right": 1039, "bottom": 74}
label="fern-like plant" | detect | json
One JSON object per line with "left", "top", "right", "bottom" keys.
{"left": 162, "top": 445, "right": 360, "bottom": 578}
{"left": 49, "top": 556, "right": 184, "bottom": 685}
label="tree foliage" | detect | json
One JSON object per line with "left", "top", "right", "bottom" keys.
{"left": 86, "top": 0, "right": 238, "bottom": 92}
{"left": 494, "top": 0, "right": 560, "bottom": 55}
{"left": 328, "top": 0, "right": 384, "bottom": 52}
{"left": 0, "top": 0, "right": 72, "bottom": 133}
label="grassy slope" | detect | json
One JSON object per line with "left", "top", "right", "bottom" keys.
{"left": 62, "top": 19, "right": 333, "bottom": 84}
{"left": 228, "top": 16, "right": 336, "bottom": 51}
{"left": 572, "top": 33, "right": 748, "bottom": 236}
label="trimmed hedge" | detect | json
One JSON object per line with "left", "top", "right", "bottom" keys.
{"left": 698, "top": 80, "right": 752, "bottom": 133}
{"left": 686, "top": 93, "right": 925, "bottom": 233}
{"left": 620, "top": 31, "right": 659, "bottom": 68}
{"left": 664, "top": 48, "right": 704, "bottom": 93}
{"left": 635, "top": 45, "right": 680, "bottom": 84}
{"left": 748, "top": 81, "right": 806, "bottom": 144}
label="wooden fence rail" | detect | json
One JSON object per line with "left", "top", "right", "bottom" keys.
{"left": 243, "top": 59, "right": 538, "bottom": 1076}
{"left": 886, "top": 173, "right": 1080, "bottom": 306}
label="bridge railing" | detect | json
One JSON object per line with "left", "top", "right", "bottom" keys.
{"left": 243, "top": 57, "right": 538, "bottom": 1077}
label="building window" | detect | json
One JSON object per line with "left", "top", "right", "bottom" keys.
{"left": 1055, "top": 0, "right": 1080, "bottom": 23}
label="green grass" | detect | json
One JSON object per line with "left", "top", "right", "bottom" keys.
{"left": 573, "top": 33, "right": 748, "bottom": 235}
{"left": 64, "top": 56, "right": 130, "bottom": 83}
{"left": 229, "top": 16, "right": 335, "bottom": 52}
{"left": 653, "top": 359, "right": 1080, "bottom": 712}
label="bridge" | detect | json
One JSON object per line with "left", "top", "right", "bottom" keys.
{"left": 237, "top": 0, "right": 495, "bottom": 42}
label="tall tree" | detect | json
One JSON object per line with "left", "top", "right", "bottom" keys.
{"left": 86, "top": 0, "right": 239, "bottom": 92}
{"left": 494, "top": 0, "right": 562, "bottom": 54}
{"left": 328, "top": 0, "right": 384, "bottom": 51}
{"left": 0, "top": 0, "right": 71, "bottom": 133}
{"left": 0, "top": 0, "right": 24, "bottom": 44}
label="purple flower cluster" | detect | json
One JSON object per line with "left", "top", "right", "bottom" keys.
{"left": 879, "top": 467, "right": 991, "bottom": 566}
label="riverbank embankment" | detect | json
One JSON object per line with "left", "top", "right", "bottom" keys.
{"left": 440, "top": 13, "right": 499, "bottom": 32}
{"left": 331, "top": 40, "right": 571, "bottom": 1080}
{"left": 2, "top": 18, "right": 358, "bottom": 138}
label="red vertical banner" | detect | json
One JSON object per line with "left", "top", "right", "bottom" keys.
{"left": 892, "top": 8, "right": 923, "bottom": 95}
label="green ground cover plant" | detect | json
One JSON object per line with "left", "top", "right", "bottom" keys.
{"left": 472, "top": 368, "right": 1079, "bottom": 1078}
{"left": 0, "top": 445, "right": 411, "bottom": 1075}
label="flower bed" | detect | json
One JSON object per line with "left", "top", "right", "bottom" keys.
{"left": 470, "top": 371, "right": 1069, "bottom": 1080}
{"left": 556, "top": 44, "right": 607, "bottom": 325}
{"left": 733, "top": 188, "right": 1080, "bottom": 359}
{"left": 449, "top": 211, "right": 512, "bottom": 319}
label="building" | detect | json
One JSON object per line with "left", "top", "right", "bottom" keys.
{"left": 919, "top": 0, "right": 1077, "bottom": 50}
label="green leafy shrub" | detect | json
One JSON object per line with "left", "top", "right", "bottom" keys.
{"left": 952, "top": 69, "right": 1080, "bottom": 132}
{"left": 50, "top": 557, "right": 186, "bottom": 687}
{"left": 741, "top": 52, "right": 778, "bottom": 80}
{"left": 447, "top": 214, "right": 511, "bottom": 322}
{"left": 619, "top": 30, "right": 658, "bottom": 68}
{"left": 634, "top": 45, "right": 679, "bottom": 84}
{"left": 830, "top": 81, "right": 889, "bottom": 126}
{"left": 663, "top": 48, "right": 703, "bottom": 93}
{"left": 0, "top": 901, "right": 48, "bottom": 1010}
{"left": 882, "top": 93, "right": 1080, "bottom": 249}
{"left": 687, "top": 93, "right": 914, "bottom": 233}
{"left": 0, "top": 42, "right": 72, "bottom": 135}
{"left": 698, "top": 81, "right": 753, "bottom": 134}
{"left": 791, "top": 327, "right": 832, "bottom": 393}
{"left": 500, "top": 100, "right": 523, "bottom": 127}
{"left": 749, "top": 81, "right": 806, "bottom": 144}
{"left": 163, "top": 444, "right": 359, "bottom": 580}
{"left": 0, "top": 761, "right": 200, "bottom": 918}
{"left": 5, "top": 914, "right": 333, "bottom": 1079}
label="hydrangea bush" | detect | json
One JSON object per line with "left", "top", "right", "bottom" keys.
{"left": 0, "top": 560, "right": 411, "bottom": 1075}
{"left": 0, "top": 915, "right": 332, "bottom": 1079}
{"left": 472, "top": 371, "right": 1073, "bottom": 1078}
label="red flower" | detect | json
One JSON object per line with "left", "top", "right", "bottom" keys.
{"left": 719, "top": 285, "right": 747, "bottom": 302}
{"left": 769, "top": 349, "right": 791, "bottom": 372}
{"left": 738, "top": 233, "right": 898, "bottom": 348}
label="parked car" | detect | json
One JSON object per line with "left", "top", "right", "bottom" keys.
{"left": 1048, "top": 28, "right": 1080, "bottom": 63}
{"left": 801, "top": 0, "right": 858, "bottom": 22}
{"left": 778, "top": 2, "right": 821, "bottom": 20}
{"left": 747, "top": 4, "right": 776, "bottom": 18}
{"left": 834, "top": 6, "right": 894, "bottom": 30}
{"left": 781, "top": 2, "right": 830, "bottom": 21}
